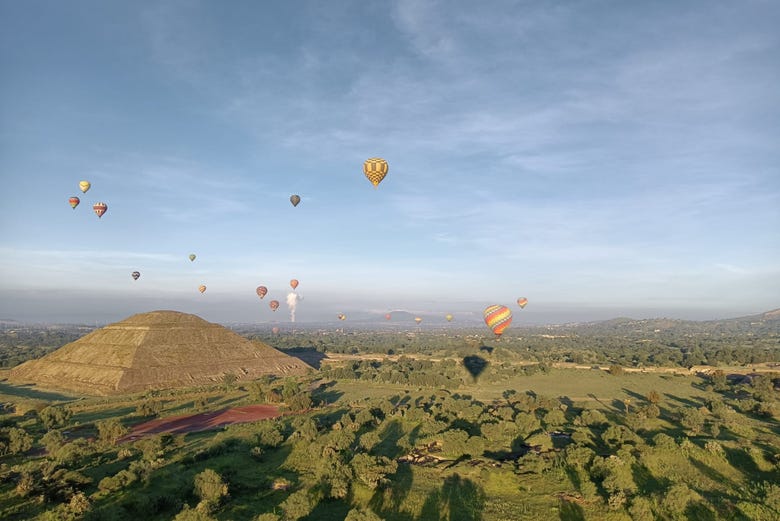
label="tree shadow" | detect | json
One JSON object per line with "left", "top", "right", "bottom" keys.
{"left": 311, "top": 385, "right": 343, "bottom": 406}
{"left": 462, "top": 356, "right": 489, "bottom": 380}
{"left": 478, "top": 345, "right": 494, "bottom": 355}
{"left": 415, "top": 473, "right": 485, "bottom": 521}
{"left": 302, "top": 497, "right": 351, "bottom": 520}
{"left": 685, "top": 501, "right": 717, "bottom": 521}
{"left": 632, "top": 462, "right": 669, "bottom": 494}
{"left": 622, "top": 388, "right": 650, "bottom": 403}
{"left": 0, "top": 381, "right": 77, "bottom": 402}
{"left": 374, "top": 419, "right": 407, "bottom": 459}
{"left": 586, "top": 393, "right": 612, "bottom": 410}
{"left": 373, "top": 461, "right": 414, "bottom": 515}
{"left": 559, "top": 499, "right": 585, "bottom": 521}
{"left": 689, "top": 458, "right": 737, "bottom": 491}
{"left": 664, "top": 392, "right": 701, "bottom": 408}
{"left": 281, "top": 346, "right": 327, "bottom": 369}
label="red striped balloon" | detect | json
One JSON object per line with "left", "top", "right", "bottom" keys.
{"left": 93, "top": 202, "right": 108, "bottom": 218}
{"left": 483, "top": 305, "right": 512, "bottom": 337}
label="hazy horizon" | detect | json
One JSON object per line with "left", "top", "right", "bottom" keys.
{"left": 2, "top": 2, "right": 778, "bottom": 326}
{"left": 0, "top": 290, "right": 774, "bottom": 327}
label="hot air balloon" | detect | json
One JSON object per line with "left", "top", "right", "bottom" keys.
{"left": 415, "top": 317, "right": 422, "bottom": 324}
{"left": 517, "top": 297, "right": 528, "bottom": 308}
{"left": 363, "top": 158, "right": 388, "bottom": 188}
{"left": 446, "top": 314, "right": 453, "bottom": 322}
{"left": 198, "top": 285, "right": 207, "bottom": 294}
{"left": 93, "top": 202, "right": 108, "bottom": 218}
{"left": 290, "top": 194, "right": 301, "bottom": 207}
{"left": 269, "top": 300, "right": 280, "bottom": 311}
{"left": 290, "top": 279, "right": 299, "bottom": 290}
{"left": 68, "top": 197, "right": 80, "bottom": 209}
{"left": 189, "top": 254, "right": 196, "bottom": 262}
{"left": 272, "top": 327, "right": 280, "bottom": 334}
{"left": 79, "top": 181, "right": 90, "bottom": 193}
{"left": 256, "top": 286, "right": 268, "bottom": 299}
{"left": 131, "top": 271, "right": 140, "bottom": 281}
{"left": 337, "top": 313, "right": 346, "bottom": 321}
{"left": 484, "top": 305, "right": 512, "bottom": 337}
{"left": 385, "top": 313, "right": 392, "bottom": 320}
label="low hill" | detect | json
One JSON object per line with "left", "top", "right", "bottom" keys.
{"left": 8, "top": 310, "right": 311, "bottom": 396}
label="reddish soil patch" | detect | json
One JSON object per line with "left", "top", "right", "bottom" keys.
{"left": 119, "top": 404, "right": 280, "bottom": 442}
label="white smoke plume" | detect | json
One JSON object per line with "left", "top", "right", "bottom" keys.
{"left": 286, "top": 292, "right": 301, "bottom": 322}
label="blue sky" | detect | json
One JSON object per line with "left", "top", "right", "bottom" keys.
{"left": 1, "top": 1, "right": 778, "bottom": 325}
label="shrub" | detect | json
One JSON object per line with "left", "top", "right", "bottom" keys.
{"left": 193, "top": 469, "right": 228, "bottom": 506}
{"left": 39, "top": 406, "right": 72, "bottom": 430}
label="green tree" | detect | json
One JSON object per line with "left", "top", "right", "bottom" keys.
{"left": 2, "top": 427, "right": 33, "bottom": 455}
{"left": 222, "top": 372, "right": 237, "bottom": 391}
{"left": 39, "top": 406, "right": 72, "bottom": 430}
{"left": 351, "top": 453, "right": 398, "bottom": 490}
{"left": 173, "top": 504, "right": 218, "bottom": 521}
{"left": 628, "top": 496, "right": 655, "bottom": 521}
{"left": 344, "top": 507, "right": 384, "bottom": 521}
{"left": 542, "top": 409, "right": 566, "bottom": 430}
{"left": 662, "top": 483, "right": 698, "bottom": 520}
{"left": 279, "top": 489, "right": 315, "bottom": 520}
{"left": 96, "top": 418, "right": 129, "bottom": 445}
{"left": 136, "top": 399, "right": 163, "bottom": 417}
{"left": 41, "top": 429, "right": 66, "bottom": 454}
{"left": 679, "top": 407, "right": 705, "bottom": 436}
{"left": 194, "top": 468, "right": 229, "bottom": 506}
{"left": 646, "top": 390, "right": 662, "bottom": 404}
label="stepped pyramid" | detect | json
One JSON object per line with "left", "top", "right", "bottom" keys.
{"left": 9, "top": 310, "right": 311, "bottom": 395}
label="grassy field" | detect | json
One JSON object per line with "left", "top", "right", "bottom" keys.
{"left": 1, "top": 357, "right": 778, "bottom": 520}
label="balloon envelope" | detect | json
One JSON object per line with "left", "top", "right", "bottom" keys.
{"left": 189, "top": 254, "right": 196, "bottom": 262}
{"left": 269, "top": 300, "right": 280, "bottom": 311}
{"left": 363, "top": 158, "right": 388, "bottom": 187}
{"left": 290, "top": 194, "right": 301, "bottom": 207}
{"left": 79, "top": 181, "right": 90, "bottom": 193}
{"left": 198, "top": 285, "right": 207, "bottom": 294}
{"left": 445, "top": 314, "right": 453, "bottom": 322}
{"left": 131, "top": 271, "right": 140, "bottom": 280}
{"left": 415, "top": 317, "right": 422, "bottom": 324}
{"left": 484, "top": 305, "right": 512, "bottom": 337}
{"left": 256, "top": 286, "right": 268, "bottom": 299}
{"left": 290, "top": 279, "right": 299, "bottom": 290}
{"left": 338, "top": 313, "right": 346, "bottom": 321}
{"left": 93, "top": 202, "right": 107, "bottom": 218}
{"left": 69, "top": 197, "right": 80, "bottom": 209}
{"left": 272, "top": 327, "right": 280, "bottom": 334}
{"left": 385, "top": 313, "right": 391, "bottom": 320}
{"left": 517, "top": 297, "right": 528, "bottom": 308}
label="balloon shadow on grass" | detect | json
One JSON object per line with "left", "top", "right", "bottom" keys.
{"left": 462, "top": 356, "right": 489, "bottom": 380}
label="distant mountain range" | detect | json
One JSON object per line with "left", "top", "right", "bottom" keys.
{"left": 530, "top": 309, "right": 780, "bottom": 336}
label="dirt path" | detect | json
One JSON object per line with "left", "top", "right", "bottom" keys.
{"left": 119, "top": 404, "right": 281, "bottom": 442}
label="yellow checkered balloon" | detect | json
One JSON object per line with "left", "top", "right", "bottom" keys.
{"left": 363, "top": 158, "right": 388, "bottom": 187}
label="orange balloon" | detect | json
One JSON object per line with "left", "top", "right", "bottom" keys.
{"left": 484, "top": 305, "right": 512, "bottom": 337}
{"left": 290, "top": 279, "right": 299, "bottom": 290}
{"left": 414, "top": 317, "right": 422, "bottom": 324}
{"left": 517, "top": 297, "right": 528, "bottom": 309}
{"left": 269, "top": 300, "right": 280, "bottom": 311}
{"left": 198, "top": 285, "right": 207, "bottom": 294}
